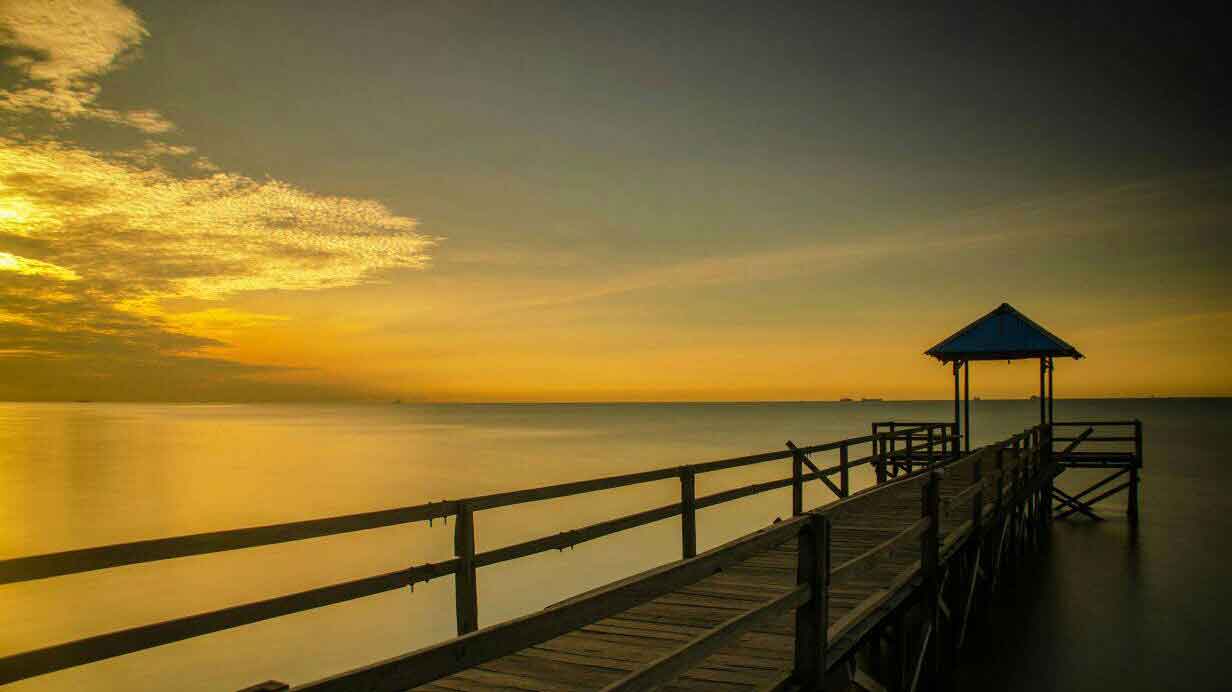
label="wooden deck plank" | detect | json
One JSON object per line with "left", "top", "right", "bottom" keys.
{"left": 413, "top": 456, "right": 1006, "bottom": 692}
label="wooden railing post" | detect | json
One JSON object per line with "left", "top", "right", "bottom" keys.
{"left": 680, "top": 467, "right": 697, "bottom": 559}
{"left": 454, "top": 502, "right": 479, "bottom": 635}
{"left": 916, "top": 471, "right": 941, "bottom": 691}
{"left": 1129, "top": 420, "right": 1142, "bottom": 526}
{"left": 972, "top": 452, "right": 983, "bottom": 530}
{"left": 793, "top": 513, "right": 829, "bottom": 690}
{"left": 792, "top": 449, "right": 804, "bottom": 516}
{"left": 1042, "top": 424, "right": 1054, "bottom": 530}
{"left": 839, "top": 443, "right": 850, "bottom": 497}
{"left": 995, "top": 446, "right": 1005, "bottom": 515}
{"left": 926, "top": 426, "right": 935, "bottom": 469}
{"left": 889, "top": 423, "right": 897, "bottom": 476}
{"left": 905, "top": 429, "right": 915, "bottom": 475}
{"left": 874, "top": 434, "right": 886, "bottom": 484}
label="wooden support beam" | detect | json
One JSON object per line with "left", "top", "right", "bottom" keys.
{"left": 1056, "top": 482, "right": 1133, "bottom": 521}
{"left": 909, "top": 624, "right": 933, "bottom": 692}
{"left": 957, "top": 543, "right": 982, "bottom": 650}
{"left": 896, "top": 608, "right": 910, "bottom": 692}
{"left": 1051, "top": 488, "right": 1102, "bottom": 521}
{"left": 793, "top": 513, "right": 830, "bottom": 691}
{"left": 1058, "top": 427, "right": 1095, "bottom": 456}
{"left": 1130, "top": 420, "right": 1143, "bottom": 526}
{"left": 789, "top": 441, "right": 843, "bottom": 498}
{"left": 1050, "top": 467, "right": 1129, "bottom": 518}
{"left": 919, "top": 472, "right": 941, "bottom": 691}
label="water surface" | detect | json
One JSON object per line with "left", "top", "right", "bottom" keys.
{"left": 0, "top": 399, "right": 1222, "bottom": 690}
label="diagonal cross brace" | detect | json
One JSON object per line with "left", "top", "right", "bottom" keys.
{"left": 787, "top": 441, "right": 845, "bottom": 498}
{"left": 1052, "top": 487, "right": 1102, "bottom": 521}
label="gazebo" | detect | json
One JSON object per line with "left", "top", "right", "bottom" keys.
{"left": 925, "top": 303, "right": 1083, "bottom": 452}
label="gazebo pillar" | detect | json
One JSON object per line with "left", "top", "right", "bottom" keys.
{"left": 1039, "top": 358, "right": 1047, "bottom": 426}
{"left": 963, "top": 361, "right": 971, "bottom": 453}
{"left": 952, "top": 361, "right": 961, "bottom": 454}
{"left": 1048, "top": 357, "right": 1055, "bottom": 424}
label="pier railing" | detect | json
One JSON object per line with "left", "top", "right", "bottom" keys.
{"left": 1049, "top": 419, "right": 1143, "bottom": 523}
{"left": 0, "top": 422, "right": 955, "bottom": 686}
{"left": 253, "top": 424, "right": 1051, "bottom": 692}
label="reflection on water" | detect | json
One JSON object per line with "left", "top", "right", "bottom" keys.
{"left": 955, "top": 397, "right": 1232, "bottom": 691}
{"left": 0, "top": 399, "right": 1227, "bottom": 691}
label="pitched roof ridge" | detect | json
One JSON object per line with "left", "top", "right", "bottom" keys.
{"left": 924, "top": 303, "right": 1083, "bottom": 362}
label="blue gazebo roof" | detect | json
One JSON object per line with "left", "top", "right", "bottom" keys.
{"left": 925, "top": 303, "right": 1083, "bottom": 363}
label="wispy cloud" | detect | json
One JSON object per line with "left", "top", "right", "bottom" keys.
{"left": 0, "top": 0, "right": 173, "bottom": 132}
{"left": 0, "top": 137, "right": 433, "bottom": 299}
{"left": 0, "top": 1, "right": 435, "bottom": 399}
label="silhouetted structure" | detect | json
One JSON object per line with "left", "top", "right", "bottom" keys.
{"left": 0, "top": 310, "right": 1144, "bottom": 692}
{"left": 926, "top": 302, "right": 1082, "bottom": 452}
{"left": 926, "top": 303, "right": 1140, "bottom": 526}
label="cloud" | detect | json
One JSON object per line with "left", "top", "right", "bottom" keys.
{"left": 0, "top": 250, "right": 80, "bottom": 280}
{"left": 0, "top": 135, "right": 433, "bottom": 395}
{"left": 0, "top": 0, "right": 173, "bottom": 132}
{"left": 0, "top": 2, "right": 436, "bottom": 399}
{"left": 0, "top": 137, "right": 432, "bottom": 300}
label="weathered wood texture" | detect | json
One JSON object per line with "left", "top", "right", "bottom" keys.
{"left": 301, "top": 433, "right": 1037, "bottom": 692}
{"left": 0, "top": 426, "right": 948, "bottom": 686}
{"left": 1, "top": 421, "right": 1028, "bottom": 691}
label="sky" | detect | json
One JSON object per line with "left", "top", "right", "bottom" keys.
{"left": 0, "top": 0, "right": 1228, "bottom": 402}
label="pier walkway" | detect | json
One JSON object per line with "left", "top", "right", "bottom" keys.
{"left": 0, "top": 420, "right": 1142, "bottom": 692}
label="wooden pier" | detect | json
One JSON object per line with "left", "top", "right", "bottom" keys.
{"left": 0, "top": 415, "right": 1143, "bottom": 691}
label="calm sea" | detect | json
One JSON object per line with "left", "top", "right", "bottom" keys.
{"left": 1, "top": 399, "right": 1227, "bottom": 690}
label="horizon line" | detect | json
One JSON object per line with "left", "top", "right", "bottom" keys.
{"left": 2, "top": 395, "right": 1229, "bottom": 405}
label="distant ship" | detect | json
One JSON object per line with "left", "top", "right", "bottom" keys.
{"left": 839, "top": 397, "right": 855, "bottom": 403}
{"left": 860, "top": 397, "right": 883, "bottom": 402}
{"left": 1028, "top": 395, "right": 1040, "bottom": 401}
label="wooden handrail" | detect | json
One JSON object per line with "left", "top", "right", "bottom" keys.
{"left": 473, "top": 501, "right": 683, "bottom": 567}
{"left": 250, "top": 426, "right": 1049, "bottom": 689}
{"left": 0, "top": 559, "right": 458, "bottom": 686}
{"left": 0, "top": 501, "right": 459, "bottom": 586}
{"left": 288, "top": 514, "right": 814, "bottom": 692}
{"left": 0, "top": 428, "right": 941, "bottom": 588}
{"left": 598, "top": 583, "right": 812, "bottom": 692}
{"left": 0, "top": 420, "right": 968, "bottom": 686}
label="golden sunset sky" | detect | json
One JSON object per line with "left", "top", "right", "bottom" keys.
{"left": 0, "top": 1, "right": 1228, "bottom": 401}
